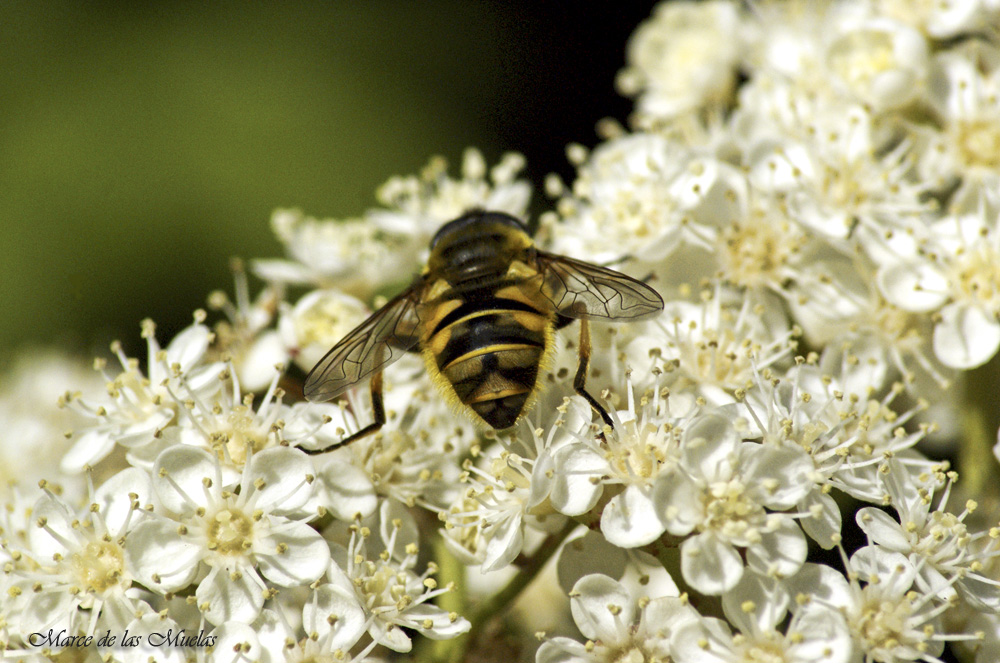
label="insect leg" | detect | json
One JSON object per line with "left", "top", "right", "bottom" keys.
{"left": 574, "top": 319, "right": 614, "bottom": 429}
{"left": 300, "top": 370, "right": 386, "bottom": 455}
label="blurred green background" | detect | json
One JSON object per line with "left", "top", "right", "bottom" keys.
{"left": 0, "top": 1, "right": 656, "bottom": 364}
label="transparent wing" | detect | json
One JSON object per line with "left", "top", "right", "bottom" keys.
{"left": 536, "top": 251, "right": 664, "bottom": 321}
{"left": 303, "top": 288, "right": 421, "bottom": 402}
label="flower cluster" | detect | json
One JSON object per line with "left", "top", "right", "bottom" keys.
{"left": 3, "top": 2, "right": 1000, "bottom": 662}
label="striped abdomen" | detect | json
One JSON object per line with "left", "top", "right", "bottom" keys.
{"left": 424, "top": 294, "right": 553, "bottom": 429}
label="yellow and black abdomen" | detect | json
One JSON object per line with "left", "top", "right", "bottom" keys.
{"left": 423, "top": 294, "right": 554, "bottom": 429}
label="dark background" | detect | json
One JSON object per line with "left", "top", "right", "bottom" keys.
{"left": 0, "top": 2, "right": 659, "bottom": 363}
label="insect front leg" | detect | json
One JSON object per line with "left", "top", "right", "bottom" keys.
{"left": 574, "top": 318, "right": 614, "bottom": 429}
{"left": 300, "top": 370, "right": 386, "bottom": 455}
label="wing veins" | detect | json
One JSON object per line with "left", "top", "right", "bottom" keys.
{"left": 537, "top": 251, "right": 663, "bottom": 321}
{"left": 303, "top": 288, "right": 421, "bottom": 402}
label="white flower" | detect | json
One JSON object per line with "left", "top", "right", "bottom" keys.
{"left": 824, "top": 16, "right": 930, "bottom": 112}
{"left": 549, "top": 376, "right": 685, "bottom": 548}
{"left": 299, "top": 583, "right": 368, "bottom": 656}
{"left": 857, "top": 459, "right": 1000, "bottom": 612}
{"left": 327, "top": 504, "right": 470, "bottom": 655}
{"left": 743, "top": 104, "right": 928, "bottom": 243}
{"left": 296, "top": 373, "right": 469, "bottom": 519}
{"left": 672, "top": 569, "right": 852, "bottom": 663}
{"left": 278, "top": 288, "right": 371, "bottom": 374}
{"left": 205, "top": 609, "right": 296, "bottom": 663}
{"left": 442, "top": 422, "right": 570, "bottom": 572}
{"left": 749, "top": 0, "right": 876, "bottom": 77}
{"left": 112, "top": 610, "right": 190, "bottom": 663}
{"left": 617, "top": 0, "right": 743, "bottom": 126}
{"left": 253, "top": 208, "right": 413, "bottom": 296}
{"left": 369, "top": 148, "right": 531, "bottom": 244}
{"left": 167, "top": 362, "right": 298, "bottom": 472}
{"left": 59, "top": 317, "right": 225, "bottom": 473}
{"left": 555, "top": 528, "right": 679, "bottom": 599}
{"left": 125, "top": 446, "right": 328, "bottom": 625}
{"left": 536, "top": 573, "right": 695, "bottom": 663}
{"left": 739, "top": 362, "right": 933, "bottom": 530}
{"left": 818, "top": 284, "right": 953, "bottom": 392}
{"left": 873, "top": 0, "right": 1000, "bottom": 39}
{"left": 206, "top": 261, "right": 285, "bottom": 393}
{"left": 655, "top": 413, "right": 811, "bottom": 594}
{"left": 878, "top": 187, "right": 1000, "bottom": 369}
{"left": 0, "top": 350, "right": 103, "bottom": 497}
{"left": 787, "top": 547, "right": 968, "bottom": 662}
{"left": 3, "top": 470, "right": 150, "bottom": 644}
{"left": 550, "top": 132, "right": 746, "bottom": 270}
{"left": 926, "top": 44, "right": 1000, "bottom": 195}
{"left": 653, "top": 291, "right": 796, "bottom": 406}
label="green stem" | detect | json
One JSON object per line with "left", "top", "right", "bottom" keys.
{"left": 465, "top": 519, "right": 578, "bottom": 635}
{"left": 959, "top": 355, "right": 1000, "bottom": 501}
{"left": 419, "top": 519, "right": 575, "bottom": 663}
{"left": 426, "top": 533, "right": 467, "bottom": 663}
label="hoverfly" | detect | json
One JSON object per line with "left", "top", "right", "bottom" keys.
{"left": 300, "top": 210, "right": 663, "bottom": 453}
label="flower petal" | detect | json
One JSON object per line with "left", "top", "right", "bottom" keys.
{"left": 550, "top": 444, "right": 608, "bottom": 516}
{"left": 747, "top": 517, "right": 807, "bottom": 578}
{"left": 482, "top": 511, "right": 524, "bottom": 572}
{"left": 207, "top": 622, "right": 261, "bottom": 663}
{"left": 787, "top": 605, "right": 853, "bottom": 663}
{"left": 302, "top": 584, "right": 366, "bottom": 651}
{"left": 741, "top": 443, "right": 812, "bottom": 509}
{"left": 153, "top": 446, "right": 219, "bottom": 514}
{"left": 125, "top": 520, "right": 201, "bottom": 591}
{"left": 798, "top": 490, "right": 842, "bottom": 550}
{"left": 680, "top": 414, "right": 737, "bottom": 481}
{"left": 536, "top": 636, "right": 592, "bottom": 663}
{"left": 721, "top": 569, "right": 788, "bottom": 634}
{"left": 933, "top": 302, "right": 1000, "bottom": 369}
{"left": 255, "top": 519, "right": 330, "bottom": 586}
{"left": 654, "top": 471, "right": 703, "bottom": 536}
{"left": 403, "top": 603, "right": 472, "bottom": 639}
{"left": 570, "top": 574, "right": 634, "bottom": 645}
{"left": 856, "top": 507, "right": 910, "bottom": 551}
{"left": 601, "top": 484, "right": 664, "bottom": 548}
{"left": 60, "top": 428, "right": 117, "bottom": 474}
{"left": 681, "top": 531, "right": 743, "bottom": 595}
{"left": 95, "top": 467, "right": 153, "bottom": 535}
{"left": 315, "top": 458, "right": 378, "bottom": 521}
{"left": 248, "top": 446, "right": 315, "bottom": 514}
{"left": 196, "top": 565, "right": 265, "bottom": 625}
{"left": 877, "top": 261, "right": 949, "bottom": 312}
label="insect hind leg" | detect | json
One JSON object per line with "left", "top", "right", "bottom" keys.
{"left": 573, "top": 318, "right": 614, "bottom": 429}
{"left": 300, "top": 370, "right": 386, "bottom": 455}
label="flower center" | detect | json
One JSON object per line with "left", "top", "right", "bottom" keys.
{"left": 72, "top": 540, "right": 126, "bottom": 594}
{"left": 827, "top": 31, "right": 895, "bottom": 95}
{"left": 207, "top": 508, "right": 254, "bottom": 556}
{"left": 703, "top": 479, "right": 759, "bottom": 538}
{"left": 734, "top": 633, "right": 787, "bottom": 663}
{"left": 951, "top": 243, "right": 1000, "bottom": 309}
{"left": 721, "top": 215, "right": 798, "bottom": 289}
{"left": 359, "top": 560, "right": 412, "bottom": 612}
{"left": 841, "top": 400, "right": 897, "bottom": 458}
{"left": 857, "top": 595, "right": 914, "bottom": 654}
{"left": 210, "top": 405, "right": 267, "bottom": 466}
{"left": 607, "top": 421, "right": 666, "bottom": 481}
{"left": 955, "top": 117, "right": 1000, "bottom": 171}
{"left": 873, "top": 298, "right": 924, "bottom": 349}
{"left": 914, "top": 511, "right": 968, "bottom": 561}
{"left": 296, "top": 294, "right": 366, "bottom": 348}
{"left": 609, "top": 645, "right": 647, "bottom": 663}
